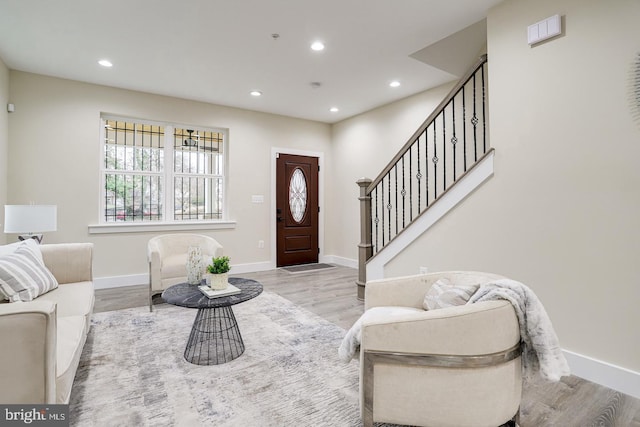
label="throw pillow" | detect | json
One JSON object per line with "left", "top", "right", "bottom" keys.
{"left": 423, "top": 278, "right": 480, "bottom": 310}
{"left": 0, "top": 245, "right": 59, "bottom": 302}
{"left": 0, "top": 238, "right": 44, "bottom": 262}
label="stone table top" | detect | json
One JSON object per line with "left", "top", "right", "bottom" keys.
{"left": 162, "top": 277, "right": 263, "bottom": 309}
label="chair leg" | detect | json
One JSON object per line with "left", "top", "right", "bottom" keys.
{"left": 505, "top": 407, "right": 520, "bottom": 426}
{"left": 148, "top": 264, "right": 154, "bottom": 312}
{"left": 362, "top": 352, "right": 375, "bottom": 427}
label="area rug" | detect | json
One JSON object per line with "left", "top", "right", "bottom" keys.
{"left": 69, "top": 291, "right": 363, "bottom": 426}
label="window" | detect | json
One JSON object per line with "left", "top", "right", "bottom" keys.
{"left": 101, "top": 116, "right": 227, "bottom": 223}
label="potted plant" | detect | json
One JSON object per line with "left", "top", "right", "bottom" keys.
{"left": 206, "top": 255, "right": 230, "bottom": 290}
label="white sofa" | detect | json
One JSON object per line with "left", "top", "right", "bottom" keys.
{"left": 0, "top": 242, "right": 94, "bottom": 404}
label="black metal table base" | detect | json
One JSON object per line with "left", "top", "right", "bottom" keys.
{"left": 184, "top": 306, "right": 245, "bottom": 365}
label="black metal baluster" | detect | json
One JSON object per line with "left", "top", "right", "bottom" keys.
{"left": 381, "top": 179, "right": 385, "bottom": 247}
{"left": 442, "top": 110, "right": 445, "bottom": 192}
{"left": 425, "top": 127, "right": 429, "bottom": 207}
{"left": 482, "top": 63, "right": 487, "bottom": 154}
{"left": 394, "top": 165, "right": 399, "bottom": 235}
{"left": 433, "top": 120, "right": 438, "bottom": 199}
{"left": 401, "top": 156, "right": 406, "bottom": 228}
{"left": 387, "top": 172, "right": 392, "bottom": 242}
{"left": 374, "top": 188, "right": 379, "bottom": 254}
{"left": 462, "top": 85, "right": 467, "bottom": 172}
{"left": 409, "top": 145, "right": 414, "bottom": 221}
{"left": 416, "top": 135, "right": 421, "bottom": 215}
{"left": 452, "top": 97, "right": 457, "bottom": 182}
{"left": 472, "top": 73, "right": 478, "bottom": 162}
{"left": 442, "top": 111, "right": 446, "bottom": 194}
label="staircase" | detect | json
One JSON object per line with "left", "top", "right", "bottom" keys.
{"left": 356, "top": 55, "right": 493, "bottom": 299}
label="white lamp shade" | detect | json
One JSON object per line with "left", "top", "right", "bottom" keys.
{"left": 4, "top": 205, "right": 57, "bottom": 233}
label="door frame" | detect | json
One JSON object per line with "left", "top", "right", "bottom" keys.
{"left": 270, "top": 147, "right": 324, "bottom": 269}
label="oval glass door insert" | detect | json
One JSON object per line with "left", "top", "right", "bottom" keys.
{"left": 289, "top": 168, "right": 307, "bottom": 223}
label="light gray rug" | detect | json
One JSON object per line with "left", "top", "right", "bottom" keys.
{"left": 70, "top": 292, "right": 362, "bottom": 426}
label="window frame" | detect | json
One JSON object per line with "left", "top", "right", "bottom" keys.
{"left": 90, "top": 115, "right": 235, "bottom": 234}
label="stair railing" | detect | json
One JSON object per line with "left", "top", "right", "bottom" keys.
{"left": 357, "top": 55, "right": 490, "bottom": 299}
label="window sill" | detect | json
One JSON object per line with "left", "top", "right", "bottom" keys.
{"left": 88, "top": 220, "right": 237, "bottom": 234}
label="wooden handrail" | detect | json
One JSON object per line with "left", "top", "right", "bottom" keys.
{"left": 367, "top": 54, "right": 487, "bottom": 193}
{"left": 364, "top": 148, "right": 494, "bottom": 262}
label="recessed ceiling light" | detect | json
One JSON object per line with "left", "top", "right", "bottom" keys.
{"left": 250, "top": 90, "right": 262, "bottom": 97}
{"left": 329, "top": 107, "right": 339, "bottom": 113}
{"left": 389, "top": 80, "right": 401, "bottom": 88}
{"left": 98, "top": 59, "right": 113, "bottom": 68}
{"left": 311, "top": 41, "right": 325, "bottom": 51}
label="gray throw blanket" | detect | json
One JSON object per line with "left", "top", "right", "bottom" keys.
{"left": 469, "top": 279, "right": 570, "bottom": 381}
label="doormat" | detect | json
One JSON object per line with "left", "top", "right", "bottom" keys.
{"left": 281, "top": 263, "right": 336, "bottom": 274}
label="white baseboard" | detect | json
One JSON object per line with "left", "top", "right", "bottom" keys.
{"left": 229, "top": 261, "right": 273, "bottom": 275}
{"left": 322, "top": 255, "right": 358, "bottom": 269}
{"left": 93, "top": 274, "right": 148, "bottom": 290}
{"left": 564, "top": 349, "right": 640, "bottom": 399}
{"left": 93, "top": 257, "right": 357, "bottom": 289}
{"left": 93, "top": 261, "right": 275, "bottom": 290}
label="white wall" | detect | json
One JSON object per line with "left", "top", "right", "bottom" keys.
{"left": 327, "top": 0, "right": 640, "bottom": 395}
{"left": 7, "top": 71, "right": 331, "bottom": 279}
{"left": 0, "top": 58, "right": 8, "bottom": 245}
{"left": 380, "top": 0, "right": 640, "bottom": 377}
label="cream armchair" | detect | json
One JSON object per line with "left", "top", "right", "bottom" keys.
{"left": 361, "top": 271, "right": 522, "bottom": 427}
{"left": 147, "top": 234, "right": 223, "bottom": 311}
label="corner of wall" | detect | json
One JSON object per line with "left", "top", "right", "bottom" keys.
{"left": 0, "top": 57, "right": 9, "bottom": 245}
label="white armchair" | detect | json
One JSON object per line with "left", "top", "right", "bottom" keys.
{"left": 147, "top": 234, "right": 223, "bottom": 311}
{"left": 361, "top": 271, "right": 522, "bottom": 427}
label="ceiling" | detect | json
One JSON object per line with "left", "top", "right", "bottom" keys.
{"left": 0, "top": 0, "right": 501, "bottom": 124}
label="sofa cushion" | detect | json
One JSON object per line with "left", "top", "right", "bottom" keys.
{"left": 37, "top": 281, "right": 94, "bottom": 332}
{"left": 0, "top": 245, "right": 59, "bottom": 302}
{"left": 423, "top": 278, "right": 480, "bottom": 310}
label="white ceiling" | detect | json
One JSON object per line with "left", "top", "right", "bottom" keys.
{"left": 0, "top": 0, "right": 501, "bottom": 124}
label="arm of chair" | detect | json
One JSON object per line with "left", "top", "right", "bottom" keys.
{"left": 203, "top": 238, "right": 224, "bottom": 260}
{"left": 0, "top": 301, "right": 57, "bottom": 403}
{"left": 362, "top": 300, "right": 520, "bottom": 356}
{"left": 365, "top": 274, "right": 435, "bottom": 310}
{"left": 40, "top": 243, "right": 93, "bottom": 285}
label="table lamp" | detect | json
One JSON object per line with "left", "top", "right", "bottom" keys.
{"left": 4, "top": 205, "right": 57, "bottom": 243}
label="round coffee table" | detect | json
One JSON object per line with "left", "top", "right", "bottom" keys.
{"left": 162, "top": 277, "right": 263, "bottom": 365}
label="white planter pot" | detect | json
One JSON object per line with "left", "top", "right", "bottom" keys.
{"left": 208, "top": 272, "right": 228, "bottom": 290}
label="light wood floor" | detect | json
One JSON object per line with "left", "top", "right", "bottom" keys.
{"left": 94, "top": 266, "right": 640, "bottom": 427}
